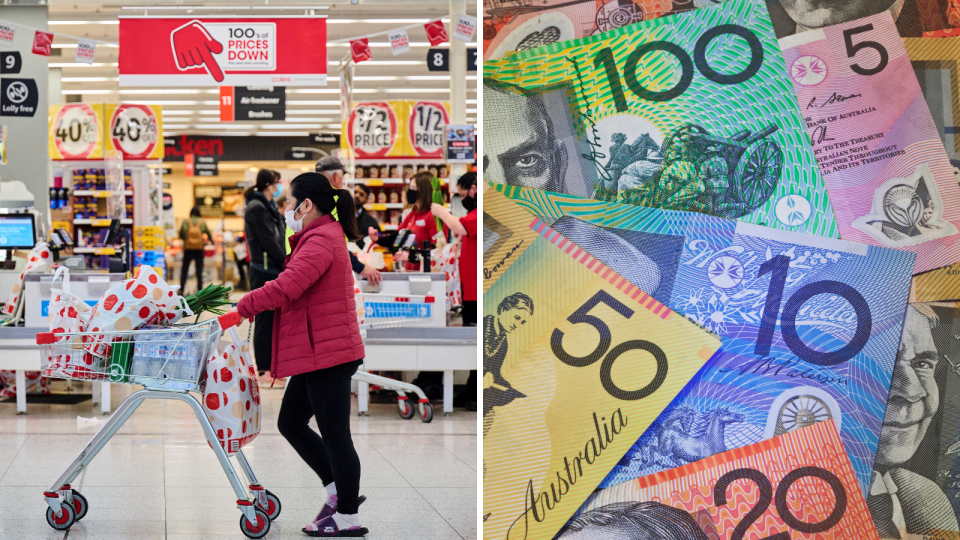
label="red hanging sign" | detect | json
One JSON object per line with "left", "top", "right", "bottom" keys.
{"left": 32, "top": 30, "right": 53, "bottom": 56}
{"left": 424, "top": 20, "right": 448, "bottom": 46}
{"left": 350, "top": 38, "right": 371, "bottom": 63}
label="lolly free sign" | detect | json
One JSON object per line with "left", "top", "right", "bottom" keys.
{"left": 118, "top": 17, "right": 326, "bottom": 86}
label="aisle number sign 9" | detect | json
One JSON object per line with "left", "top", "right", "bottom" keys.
{"left": 49, "top": 103, "right": 163, "bottom": 161}
{"left": 49, "top": 103, "right": 104, "bottom": 160}
{"left": 105, "top": 103, "right": 163, "bottom": 160}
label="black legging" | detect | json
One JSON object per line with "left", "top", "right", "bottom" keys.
{"left": 181, "top": 249, "right": 204, "bottom": 292}
{"left": 248, "top": 266, "right": 278, "bottom": 374}
{"left": 278, "top": 360, "right": 363, "bottom": 514}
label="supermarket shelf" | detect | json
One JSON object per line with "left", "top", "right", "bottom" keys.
{"left": 354, "top": 178, "right": 405, "bottom": 185}
{"left": 73, "top": 190, "right": 133, "bottom": 196}
{"left": 366, "top": 203, "right": 404, "bottom": 210}
{"left": 74, "top": 219, "right": 133, "bottom": 226}
{"left": 72, "top": 247, "right": 117, "bottom": 255}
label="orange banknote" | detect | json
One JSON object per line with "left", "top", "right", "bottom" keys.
{"left": 572, "top": 420, "right": 878, "bottom": 540}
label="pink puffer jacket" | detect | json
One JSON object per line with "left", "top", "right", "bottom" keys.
{"left": 237, "top": 214, "right": 364, "bottom": 378}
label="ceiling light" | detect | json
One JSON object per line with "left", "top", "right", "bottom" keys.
{"left": 288, "top": 101, "right": 340, "bottom": 106}
{"left": 120, "top": 89, "right": 219, "bottom": 94}
{"left": 50, "top": 63, "right": 118, "bottom": 68}
{"left": 162, "top": 109, "right": 220, "bottom": 115}
{"left": 126, "top": 100, "right": 219, "bottom": 105}
{"left": 50, "top": 21, "right": 120, "bottom": 25}
{"left": 61, "top": 77, "right": 118, "bottom": 82}
{"left": 255, "top": 132, "right": 310, "bottom": 137}
{"left": 192, "top": 124, "right": 257, "bottom": 129}
{"left": 62, "top": 89, "right": 113, "bottom": 95}
{"left": 53, "top": 44, "right": 119, "bottom": 48}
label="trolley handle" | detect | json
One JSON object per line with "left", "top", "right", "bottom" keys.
{"left": 217, "top": 311, "right": 244, "bottom": 330}
{"left": 37, "top": 332, "right": 56, "bottom": 345}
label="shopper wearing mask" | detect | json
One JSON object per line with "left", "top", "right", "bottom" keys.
{"left": 430, "top": 172, "right": 478, "bottom": 411}
{"left": 238, "top": 172, "right": 368, "bottom": 538}
{"left": 397, "top": 171, "right": 448, "bottom": 272}
{"left": 179, "top": 206, "right": 212, "bottom": 293}
{"left": 352, "top": 183, "right": 382, "bottom": 250}
{"left": 243, "top": 169, "right": 286, "bottom": 383}
{"left": 316, "top": 156, "right": 382, "bottom": 286}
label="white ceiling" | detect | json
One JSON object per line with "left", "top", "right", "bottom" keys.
{"left": 47, "top": 0, "right": 479, "bottom": 137}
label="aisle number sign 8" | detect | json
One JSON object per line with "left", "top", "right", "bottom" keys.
{"left": 49, "top": 103, "right": 103, "bottom": 160}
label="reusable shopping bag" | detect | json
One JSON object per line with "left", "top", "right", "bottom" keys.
{"left": 436, "top": 239, "right": 461, "bottom": 310}
{"left": 45, "top": 267, "right": 98, "bottom": 379}
{"left": 2, "top": 241, "right": 52, "bottom": 316}
{"left": 202, "top": 330, "right": 261, "bottom": 454}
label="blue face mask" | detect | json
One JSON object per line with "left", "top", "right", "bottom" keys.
{"left": 274, "top": 183, "right": 283, "bottom": 198}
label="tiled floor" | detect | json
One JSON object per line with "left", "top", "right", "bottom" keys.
{"left": 0, "top": 378, "right": 477, "bottom": 540}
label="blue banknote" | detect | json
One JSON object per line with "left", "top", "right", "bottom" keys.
{"left": 496, "top": 184, "right": 916, "bottom": 497}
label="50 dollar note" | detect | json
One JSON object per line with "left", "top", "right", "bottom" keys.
{"left": 483, "top": 223, "right": 722, "bottom": 539}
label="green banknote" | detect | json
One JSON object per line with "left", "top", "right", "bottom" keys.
{"left": 483, "top": 0, "right": 839, "bottom": 238}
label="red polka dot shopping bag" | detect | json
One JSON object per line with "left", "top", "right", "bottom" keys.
{"left": 44, "top": 267, "right": 96, "bottom": 380}
{"left": 202, "top": 332, "right": 260, "bottom": 454}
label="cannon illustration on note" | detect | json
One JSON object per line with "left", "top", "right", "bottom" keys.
{"left": 607, "top": 123, "right": 784, "bottom": 219}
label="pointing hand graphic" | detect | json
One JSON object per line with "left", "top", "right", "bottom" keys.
{"left": 172, "top": 21, "right": 224, "bottom": 82}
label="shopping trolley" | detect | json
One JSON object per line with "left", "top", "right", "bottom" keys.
{"left": 354, "top": 293, "right": 437, "bottom": 423}
{"left": 35, "top": 312, "right": 280, "bottom": 539}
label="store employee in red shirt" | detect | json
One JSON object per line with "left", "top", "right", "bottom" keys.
{"left": 431, "top": 171, "right": 477, "bottom": 325}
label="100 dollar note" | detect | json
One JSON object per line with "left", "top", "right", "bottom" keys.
{"left": 493, "top": 184, "right": 916, "bottom": 497}
{"left": 483, "top": 223, "right": 721, "bottom": 539}
{"left": 484, "top": 0, "right": 840, "bottom": 238}
{"left": 575, "top": 420, "right": 880, "bottom": 539}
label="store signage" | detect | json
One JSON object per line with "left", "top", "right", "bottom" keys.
{"left": 165, "top": 134, "right": 334, "bottom": 161}
{"left": 49, "top": 103, "right": 103, "bottom": 159}
{"left": 106, "top": 103, "right": 162, "bottom": 159}
{"left": 1, "top": 78, "right": 37, "bottom": 117}
{"left": 0, "top": 52, "right": 21, "bottom": 74}
{"left": 408, "top": 101, "right": 449, "bottom": 159}
{"left": 0, "top": 23, "right": 15, "bottom": 48}
{"left": 425, "top": 20, "right": 448, "bottom": 46}
{"left": 284, "top": 149, "right": 312, "bottom": 160}
{"left": 195, "top": 155, "right": 219, "bottom": 176}
{"left": 350, "top": 38, "right": 371, "bottom": 64}
{"left": 31, "top": 31, "right": 52, "bottom": 56}
{"left": 76, "top": 39, "right": 96, "bottom": 64}
{"left": 388, "top": 29, "right": 411, "bottom": 56}
{"left": 347, "top": 101, "right": 400, "bottom": 159}
{"left": 453, "top": 13, "right": 477, "bottom": 41}
{"left": 425, "top": 48, "right": 477, "bottom": 72}
{"left": 445, "top": 124, "right": 475, "bottom": 163}
{"left": 220, "top": 86, "right": 285, "bottom": 121}
{"left": 311, "top": 133, "right": 339, "bottom": 145}
{"left": 194, "top": 184, "right": 244, "bottom": 216}
{"left": 118, "top": 17, "right": 327, "bottom": 87}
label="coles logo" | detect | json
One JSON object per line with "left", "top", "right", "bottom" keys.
{"left": 348, "top": 103, "right": 398, "bottom": 159}
{"left": 409, "top": 101, "right": 449, "bottom": 158}
{"left": 110, "top": 104, "right": 160, "bottom": 159}
{"left": 171, "top": 20, "right": 277, "bottom": 83}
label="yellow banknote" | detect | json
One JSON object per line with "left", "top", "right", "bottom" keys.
{"left": 483, "top": 222, "right": 722, "bottom": 540}
{"left": 482, "top": 186, "right": 541, "bottom": 293}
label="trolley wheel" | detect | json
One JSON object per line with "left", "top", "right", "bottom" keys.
{"left": 46, "top": 501, "right": 76, "bottom": 531}
{"left": 239, "top": 506, "right": 271, "bottom": 539}
{"left": 72, "top": 490, "right": 89, "bottom": 521}
{"left": 420, "top": 402, "right": 434, "bottom": 423}
{"left": 258, "top": 489, "right": 282, "bottom": 520}
{"left": 398, "top": 399, "right": 416, "bottom": 420}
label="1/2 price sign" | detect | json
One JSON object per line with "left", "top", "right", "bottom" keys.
{"left": 345, "top": 101, "right": 402, "bottom": 159}
{"left": 407, "top": 100, "right": 449, "bottom": 158}
{"left": 105, "top": 103, "right": 163, "bottom": 160}
{"left": 48, "top": 103, "right": 103, "bottom": 160}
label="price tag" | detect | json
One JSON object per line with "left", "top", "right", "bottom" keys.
{"left": 91, "top": 191, "right": 110, "bottom": 198}
{"left": 106, "top": 103, "right": 162, "bottom": 159}
{"left": 91, "top": 219, "right": 111, "bottom": 227}
{"left": 365, "top": 179, "right": 384, "bottom": 187}
{"left": 368, "top": 203, "right": 387, "bottom": 211}
{"left": 50, "top": 103, "right": 102, "bottom": 160}
{"left": 408, "top": 101, "right": 449, "bottom": 158}
{"left": 93, "top": 247, "right": 116, "bottom": 255}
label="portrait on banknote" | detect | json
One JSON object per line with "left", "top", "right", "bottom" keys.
{"left": 555, "top": 501, "right": 709, "bottom": 540}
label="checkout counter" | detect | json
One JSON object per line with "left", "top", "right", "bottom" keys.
{"left": 0, "top": 273, "right": 125, "bottom": 414}
{"left": 357, "top": 272, "right": 478, "bottom": 416}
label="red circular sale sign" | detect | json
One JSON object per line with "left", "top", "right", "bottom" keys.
{"left": 53, "top": 104, "right": 100, "bottom": 160}
{"left": 408, "top": 101, "right": 449, "bottom": 158}
{"left": 109, "top": 104, "right": 160, "bottom": 159}
{"left": 347, "top": 102, "right": 398, "bottom": 159}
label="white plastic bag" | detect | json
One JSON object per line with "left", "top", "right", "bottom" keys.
{"left": 202, "top": 328, "right": 261, "bottom": 454}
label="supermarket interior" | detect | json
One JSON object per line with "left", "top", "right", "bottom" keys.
{"left": 0, "top": 1, "right": 478, "bottom": 539}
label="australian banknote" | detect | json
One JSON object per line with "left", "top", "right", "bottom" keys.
{"left": 483, "top": 223, "right": 722, "bottom": 540}
{"left": 484, "top": 0, "right": 841, "bottom": 239}
{"left": 779, "top": 12, "right": 960, "bottom": 274}
{"left": 493, "top": 183, "right": 916, "bottom": 497}
{"left": 867, "top": 301, "right": 960, "bottom": 538}
{"left": 572, "top": 420, "right": 880, "bottom": 539}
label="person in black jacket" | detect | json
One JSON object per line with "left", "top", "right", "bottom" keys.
{"left": 352, "top": 183, "right": 381, "bottom": 250}
{"left": 243, "top": 169, "right": 286, "bottom": 381}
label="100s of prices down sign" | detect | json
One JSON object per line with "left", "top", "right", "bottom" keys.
{"left": 118, "top": 17, "right": 326, "bottom": 86}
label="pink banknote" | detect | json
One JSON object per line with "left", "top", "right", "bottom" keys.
{"left": 780, "top": 11, "right": 960, "bottom": 274}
